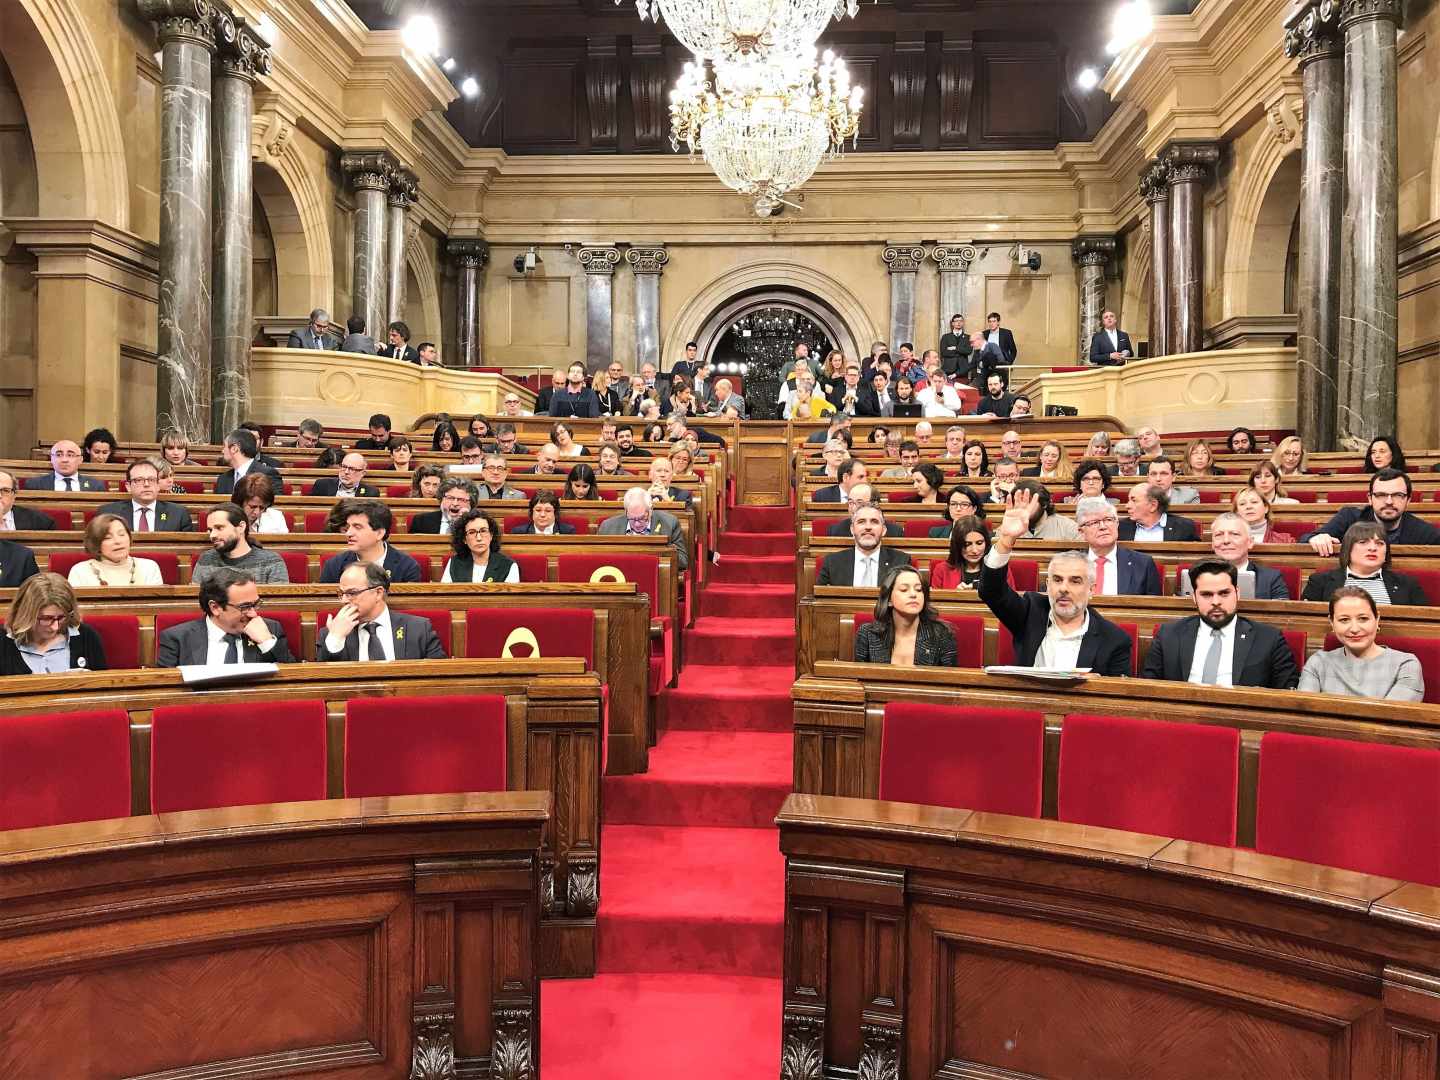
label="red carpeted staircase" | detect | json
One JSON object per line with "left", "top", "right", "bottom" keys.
{"left": 543, "top": 504, "right": 795, "bottom": 1077}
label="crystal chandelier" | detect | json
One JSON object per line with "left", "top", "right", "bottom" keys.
{"left": 670, "top": 47, "right": 863, "bottom": 217}
{"left": 617, "top": 0, "right": 860, "bottom": 60}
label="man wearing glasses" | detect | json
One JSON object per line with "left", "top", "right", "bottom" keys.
{"left": 312, "top": 453, "right": 377, "bottom": 499}
{"left": 1305, "top": 468, "right": 1440, "bottom": 555}
{"left": 156, "top": 568, "right": 296, "bottom": 666}
{"left": 411, "top": 478, "right": 479, "bottom": 534}
{"left": 501, "top": 394, "right": 530, "bottom": 417}
{"left": 1074, "top": 497, "right": 1161, "bottom": 596}
{"left": 22, "top": 440, "right": 105, "bottom": 492}
{"left": 0, "top": 470, "right": 59, "bottom": 531}
{"left": 318, "top": 562, "right": 446, "bottom": 662}
{"left": 318, "top": 500, "right": 422, "bottom": 584}
{"left": 475, "top": 455, "right": 526, "bottom": 500}
{"left": 98, "top": 460, "right": 193, "bottom": 532}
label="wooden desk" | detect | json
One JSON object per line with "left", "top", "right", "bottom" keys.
{"left": 778, "top": 792, "right": 1440, "bottom": 1080}
{"left": 0, "top": 791, "right": 547, "bottom": 1078}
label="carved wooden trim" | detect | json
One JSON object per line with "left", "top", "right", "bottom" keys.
{"left": 586, "top": 37, "right": 619, "bottom": 151}
{"left": 938, "top": 41, "right": 974, "bottom": 147}
{"left": 856, "top": 1022, "right": 902, "bottom": 1080}
{"left": 892, "top": 34, "right": 927, "bottom": 148}
{"left": 490, "top": 1006, "right": 535, "bottom": 1080}
{"left": 780, "top": 1009, "right": 825, "bottom": 1080}
{"left": 409, "top": 1008, "right": 457, "bottom": 1080}
{"left": 630, "top": 42, "right": 667, "bottom": 150}
{"left": 539, "top": 856, "right": 557, "bottom": 917}
{"left": 567, "top": 853, "right": 599, "bottom": 916}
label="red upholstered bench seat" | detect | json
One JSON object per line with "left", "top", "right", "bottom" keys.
{"left": 344, "top": 694, "right": 507, "bottom": 798}
{"left": 0, "top": 709, "right": 131, "bottom": 830}
{"left": 557, "top": 553, "right": 670, "bottom": 693}
{"left": 878, "top": 702, "right": 1044, "bottom": 817}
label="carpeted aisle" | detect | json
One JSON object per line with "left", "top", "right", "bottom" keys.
{"left": 542, "top": 504, "right": 795, "bottom": 1077}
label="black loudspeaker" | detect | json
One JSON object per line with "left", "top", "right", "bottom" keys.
{"left": 1045, "top": 405, "right": 1078, "bottom": 417}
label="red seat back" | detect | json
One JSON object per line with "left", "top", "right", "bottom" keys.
{"left": 1114, "top": 621, "right": 1140, "bottom": 675}
{"left": 503, "top": 515, "right": 528, "bottom": 534}
{"left": 1323, "top": 633, "right": 1440, "bottom": 703}
{"left": 1289, "top": 489, "right": 1318, "bottom": 503}
{"left": 1256, "top": 732, "right": 1440, "bottom": 886}
{"left": 1059, "top": 713, "right": 1239, "bottom": 846}
{"left": 394, "top": 609, "right": 452, "bottom": 654}
{"left": 343, "top": 694, "right": 507, "bottom": 798}
{"left": 878, "top": 702, "right": 1044, "bottom": 816}
{"left": 1197, "top": 489, "right": 1222, "bottom": 503}
{"left": 1283, "top": 629, "right": 1306, "bottom": 671}
{"left": 853, "top": 612, "right": 983, "bottom": 667}
{"left": 42, "top": 508, "right": 74, "bottom": 529}
{"left": 557, "top": 554, "right": 660, "bottom": 619}
{"left": 465, "top": 607, "right": 595, "bottom": 666}
{"left": 1008, "top": 558, "right": 1038, "bottom": 592}
{"left": 279, "top": 549, "right": 309, "bottom": 583}
{"left": 885, "top": 490, "right": 918, "bottom": 503}
{"left": 150, "top": 699, "right": 327, "bottom": 813}
{"left": 304, "top": 511, "right": 331, "bottom": 533}
{"left": 175, "top": 479, "right": 204, "bottom": 494}
{"left": 0, "top": 709, "right": 131, "bottom": 829}
{"left": 410, "top": 553, "right": 433, "bottom": 582}
{"left": 904, "top": 518, "right": 949, "bottom": 539}
{"left": 134, "top": 551, "right": 181, "bottom": 584}
{"left": 812, "top": 517, "right": 845, "bottom": 536}
{"left": 1327, "top": 489, "right": 1368, "bottom": 504}
{"left": 86, "top": 614, "right": 140, "bottom": 670}
{"left": 511, "top": 553, "right": 549, "bottom": 581}
{"left": 46, "top": 551, "right": 89, "bottom": 579}
{"left": 1407, "top": 568, "right": 1440, "bottom": 605}
{"left": 386, "top": 484, "right": 411, "bottom": 498}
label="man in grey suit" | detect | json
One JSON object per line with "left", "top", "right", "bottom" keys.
{"left": 597, "top": 487, "right": 689, "bottom": 572}
{"left": 337, "top": 314, "right": 377, "bottom": 355}
{"left": 286, "top": 308, "right": 335, "bottom": 350}
{"left": 22, "top": 440, "right": 105, "bottom": 492}
{"left": 98, "top": 459, "right": 193, "bottom": 532}
{"left": 156, "top": 568, "right": 297, "bottom": 667}
{"left": 318, "top": 562, "right": 447, "bottom": 662}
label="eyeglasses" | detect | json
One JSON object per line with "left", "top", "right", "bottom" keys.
{"left": 128, "top": 475, "right": 160, "bottom": 485}
{"left": 224, "top": 600, "right": 263, "bottom": 614}
{"left": 504, "top": 398, "right": 520, "bottom": 405}
{"left": 34, "top": 613, "right": 69, "bottom": 625}
{"left": 1372, "top": 491, "right": 1410, "bottom": 501}
{"left": 464, "top": 525, "right": 492, "bottom": 538}
{"left": 335, "top": 586, "right": 381, "bottom": 601}
{"left": 0, "top": 487, "right": 13, "bottom": 496}
{"left": 1078, "top": 518, "right": 1117, "bottom": 530}
{"left": 52, "top": 451, "right": 81, "bottom": 459}
{"left": 339, "top": 464, "right": 365, "bottom": 474}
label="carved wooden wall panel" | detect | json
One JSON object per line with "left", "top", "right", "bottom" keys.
{"left": 501, "top": 59, "right": 582, "bottom": 146}
{"left": 630, "top": 41, "right": 667, "bottom": 150}
{"left": 977, "top": 45, "right": 1062, "bottom": 148}
{"left": 586, "top": 37, "right": 619, "bottom": 150}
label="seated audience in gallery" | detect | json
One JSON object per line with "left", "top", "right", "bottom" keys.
{"left": 441, "top": 509, "right": 520, "bottom": 583}
{"left": 879, "top": 439, "right": 921, "bottom": 480}
{"left": 510, "top": 491, "right": 574, "bottom": 536}
{"left": 707, "top": 378, "right": 747, "bottom": 418}
{"left": 928, "top": 485, "right": 986, "bottom": 539}
{"left": 550, "top": 362, "right": 601, "bottom": 419}
{"left": 966, "top": 331, "right": 1007, "bottom": 388}
{"left": 287, "top": 307, "right": 333, "bottom": 350}
{"left": 1065, "top": 458, "right": 1113, "bottom": 505}
{"left": 1184, "top": 439, "right": 1226, "bottom": 476}
{"left": 1073, "top": 497, "right": 1161, "bottom": 597}
{"left": 1142, "top": 560, "right": 1299, "bottom": 689}
{"left": 1298, "top": 586, "right": 1426, "bottom": 701}
{"left": 1300, "top": 522, "right": 1433, "bottom": 606}
{"left": 353, "top": 413, "right": 393, "bottom": 450}
{"left": 377, "top": 320, "right": 419, "bottom": 363}
{"left": 337, "top": 313, "right": 376, "bottom": 355}
{"left": 1364, "top": 435, "right": 1406, "bottom": 474}
{"left": 646, "top": 457, "right": 691, "bottom": 506}
{"left": 1134, "top": 426, "right": 1164, "bottom": 460}
{"left": 0, "top": 469, "right": 58, "bottom": 531}
{"left": 156, "top": 569, "right": 297, "bottom": 667}
{"left": 978, "top": 489, "right": 1132, "bottom": 675}
{"left": 1021, "top": 440, "right": 1075, "bottom": 482}
{"left": 1248, "top": 461, "right": 1297, "bottom": 505}
{"left": 387, "top": 437, "right": 414, "bottom": 472}
{"left": 214, "top": 429, "right": 282, "bottom": 495}
{"left": 1119, "top": 482, "right": 1199, "bottom": 542}
{"left": 320, "top": 562, "right": 448, "bottom": 661}
{"left": 1111, "top": 438, "right": 1143, "bottom": 477}
{"left": 928, "top": 515, "right": 990, "bottom": 590}
{"left": 1226, "top": 427, "right": 1257, "bottom": 454}
{"left": 98, "top": 459, "right": 194, "bottom": 533}
{"left": 814, "top": 458, "right": 867, "bottom": 504}
{"left": 160, "top": 429, "right": 202, "bottom": 468}
{"left": 816, "top": 504, "right": 911, "bottom": 587}
{"left": 566, "top": 463, "right": 601, "bottom": 501}
{"left": 82, "top": 427, "right": 120, "bottom": 464}
{"left": 1011, "top": 480, "right": 1081, "bottom": 541}
{"left": 410, "top": 464, "right": 446, "bottom": 502}
{"left": 318, "top": 500, "right": 422, "bottom": 584}
{"left": 411, "top": 478, "right": 477, "bottom": 535}
{"left": 938, "top": 426, "right": 968, "bottom": 463}
{"left": 971, "top": 372, "right": 1015, "bottom": 418}
{"left": 68, "top": 514, "right": 163, "bottom": 587}
{"left": 1087, "top": 309, "right": 1132, "bottom": 365}
{"left": 0, "top": 573, "right": 107, "bottom": 675}
{"left": 889, "top": 376, "right": 923, "bottom": 417}
{"left": 1085, "top": 430, "right": 1112, "bottom": 459}
{"left": 23, "top": 440, "right": 104, "bottom": 492}
{"left": 1231, "top": 485, "right": 1293, "bottom": 544}
{"left": 311, "top": 452, "right": 378, "bottom": 499}
{"left": 476, "top": 454, "right": 525, "bottom": 501}
{"left": 854, "top": 565, "right": 958, "bottom": 666}
{"left": 1305, "top": 468, "right": 1440, "bottom": 553}
{"left": 1207, "top": 512, "right": 1292, "bottom": 600}
{"left": 194, "top": 506, "right": 289, "bottom": 586}
{"left": 597, "top": 488, "right": 689, "bottom": 572}
{"left": 910, "top": 463, "right": 946, "bottom": 507}
{"left": 1144, "top": 456, "right": 1199, "bottom": 505}
{"left": 1270, "top": 434, "right": 1309, "bottom": 477}
{"left": 431, "top": 419, "right": 461, "bottom": 453}
{"left": 810, "top": 439, "right": 847, "bottom": 481}
{"left": 596, "top": 442, "right": 630, "bottom": 477}
{"left": 592, "top": 369, "right": 625, "bottom": 416}
{"left": 957, "top": 440, "right": 991, "bottom": 480}
{"left": 988, "top": 457, "right": 1022, "bottom": 504}
{"left": 826, "top": 484, "right": 903, "bottom": 538}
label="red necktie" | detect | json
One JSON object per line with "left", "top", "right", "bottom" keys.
{"left": 1095, "top": 555, "right": 1106, "bottom": 594}
{"left": 138, "top": 507, "right": 151, "bottom": 532}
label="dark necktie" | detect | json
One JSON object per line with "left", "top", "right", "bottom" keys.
{"left": 364, "top": 622, "right": 387, "bottom": 660}
{"left": 63, "top": 477, "right": 74, "bottom": 491}
{"left": 223, "top": 633, "right": 240, "bottom": 664}
{"left": 138, "top": 507, "right": 150, "bottom": 532}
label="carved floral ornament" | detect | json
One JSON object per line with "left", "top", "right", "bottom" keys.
{"left": 1073, "top": 236, "right": 1117, "bottom": 267}
{"left": 881, "top": 245, "right": 927, "bottom": 273}
{"left": 577, "top": 247, "right": 622, "bottom": 276}
{"left": 341, "top": 150, "right": 401, "bottom": 193}
{"left": 252, "top": 107, "right": 293, "bottom": 162}
{"left": 625, "top": 246, "right": 670, "bottom": 275}
{"left": 389, "top": 168, "right": 421, "bottom": 208}
{"left": 1283, "top": 0, "right": 1342, "bottom": 60}
{"left": 930, "top": 244, "right": 979, "bottom": 272}
{"left": 1164, "top": 142, "right": 1221, "bottom": 185}
{"left": 138, "top": 0, "right": 216, "bottom": 48}
{"left": 446, "top": 238, "right": 490, "bottom": 270}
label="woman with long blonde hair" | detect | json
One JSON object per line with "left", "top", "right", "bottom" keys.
{"left": 1, "top": 573, "right": 109, "bottom": 674}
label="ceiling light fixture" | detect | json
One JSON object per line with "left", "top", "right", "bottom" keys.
{"left": 1076, "top": 67, "right": 1100, "bottom": 90}
{"left": 617, "top": 0, "right": 863, "bottom": 61}
{"left": 460, "top": 76, "right": 480, "bottom": 98}
{"left": 402, "top": 14, "right": 442, "bottom": 58}
{"left": 442, "top": 57, "right": 456, "bottom": 71}
{"left": 1105, "top": 0, "right": 1153, "bottom": 54}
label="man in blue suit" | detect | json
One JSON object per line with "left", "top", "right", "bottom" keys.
{"left": 1088, "top": 310, "right": 1133, "bottom": 366}
{"left": 1074, "top": 497, "right": 1161, "bottom": 596}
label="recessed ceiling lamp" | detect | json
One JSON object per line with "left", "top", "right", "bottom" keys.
{"left": 1076, "top": 67, "right": 1100, "bottom": 90}
{"left": 460, "top": 77, "right": 480, "bottom": 98}
{"left": 402, "top": 14, "right": 442, "bottom": 57}
{"left": 1105, "top": 0, "right": 1153, "bottom": 54}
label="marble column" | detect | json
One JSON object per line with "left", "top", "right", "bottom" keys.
{"left": 1072, "top": 236, "right": 1116, "bottom": 363}
{"left": 341, "top": 151, "right": 398, "bottom": 346}
{"left": 1164, "top": 143, "right": 1220, "bottom": 355}
{"left": 386, "top": 169, "right": 419, "bottom": 327}
{"left": 930, "top": 245, "right": 978, "bottom": 343}
{"left": 577, "top": 246, "right": 621, "bottom": 372}
{"left": 210, "top": 14, "right": 269, "bottom": 441}
{"left": 1285, "top": 1, "right": 1345, "bottom": 451}
{"left": 139, "top": 0, "right": 215, "bottom": 441}
{"left": 1336, "top": 0, "right": 1403, "bottom": 446}
{"left": 882, "top": 244, "right": 926, "bottom": 351}
{"left": 447, "top": 239, "right": 489, "bottom": 368}
{"left": 625, "top": 246, "right": 668, "bottom": 370}
{"left": 1140, "top": 163, "right": 1171, "bottom": 357}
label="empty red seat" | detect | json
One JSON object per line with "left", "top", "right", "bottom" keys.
{"left": 1407, "top": 568, "right": 1440, "bottom": 605}
{"left": 1059, "top": 713, "right": 1239, "bottom": 846}
{"left": 466, "top": 607, "right": 595, "bottom": 665}
{"left": 853, "top": 612, "right": 983, "bottom": 667}
{"left": 386, "top": 484, "right": 411, "bottom": 498}
{"left": 885, "top": 490, "right": 918, "bottom": 503}
{"left": 279, "top": 549, "right": 310, "bottom": 583}
{"left": 1256, "top": 732, "right": 1440, "bottom": 886}
{"left": 304, "top": 511, "right": 331, "bottom": 533}
{"left": 1323, "top": 633, "right": 1440, "bottom": 704}
{"left": 150, "top": 699, "right": 327, "bottom": 813}
{"left": 878, "top": 702, "right": 1044, "bottom": 816}
{"left": 85, "top": 614, "right": 140, "bottom": 670}
{"left": 1327, "top": 489, "right": 1368, "bottom": 504}
{"left": 510, "top": 553, "right": 549, "bottom": 581}
{"left": 41, "top": 508, "right": 74, "bottom": 529}
{"left": 46, "top": 551, "right": 88, "bottom": 579}
{"left": 0, "top": 709, "right": 131, "bottom": 830}
{"left": 1197, "top": 489, "right": 1223, "bottom": 504}
{"left": 411, "top": 553, "right": 433, "bottom": 582}
{"left": 174, "top": 479, "right": 205, "bottom": 494}
{"left": 811, "top": 517, "right": 845, "bottom": 536}
{"left": 904, "top": 518, "right": 949, "bottom": 539}
{"left": 1008, "top": 559, "right": 1038, "bottom": 592}
{"left": 395, "top": 608, "right": 452, "bottom": 655}
{"left": 557, "top": 553, "right": 669, "bottom": 691}
{"left": 343, "top": 694, "right": 507, "bottom": 798}
{"left": 1289, "top": 490, "right": 1319, "bottom": 503}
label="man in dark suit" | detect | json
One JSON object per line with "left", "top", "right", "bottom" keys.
{"left": 155, "top": 568, "right": 298, "bottom": 667}
{"left": 215, "top": 429, "right": 283, "bottom": 495}
{"left": 286, "top": 308, "right": 334, "bottom": 350}
{"left": 353, "top": 414, "right": 393, "bottom": 450}
{"left": 22, "top": 440, "right": 105, "bottom": 492}
{"left": 0, "top": 537, "right": 40, "bottom": 588}
{"left": 825, "top": 484, "right": 903, "bottom": 538}
{"left": 1209, "top": 512, "right": 1291, "bottom": 599}
{"left": 827, "top": 360, "right": 877, "bottom": 417}
{"left": 410, "top": 478, "right": 477, "bottom": 535}
{"left": 814, "top": 458, "right": 868, "bottom": 504}
{"left": 670, "top": 341, "right": 701, "bottom": 380}
{"left": 533, "top": 369, "right": 567, "bottom": 415}
{"left": 0, "top": 470, "right": 58, "bottom": 530}
{"left": 1089, "top": 310, "right": 1133, "bottom": 365}
{"left": 319, "top": 500, "right": 422, "bottom": 584}
{"left": 816, "top": 505, "right": 911, "bottom": 587}
{"left": 318, "top": 562, "right": 447, "bottom": 661}
{"left": 311, "top": 453, "right": 379, "bottom": 499}
{"left": 984, "top": 311, "right": 1019, "bottom": 366}
{"left": 337, "top": 314, "right": 376, "bottom": 355}
{"left": 98, "top": 459, "right": 193, "bottom": 533}
{"left": 597, "top": 488, "right": 688, "bottom": 571}
{"left": 377, "top": 320, "right": 419, "bottom": 363}
{"left": 978, "top": 489, "right": 1133, "bottom": 675}
{"left": 1142, "top": 560, "right": 1299, "bottom": 688}
{"left": 1074, "top": 498, "right": 1162, "bottom": 596}
{"left": 1304, "top": 468, "right": 1440, "bottom": 554}
{"left": 966, "top": 332, "right": 1008, "bottom": 388}
{"left": 647, "top": 457, "right": 692, "bottom": 507}
{"left": 1118, "top": 483, "right": 1199, "bottom": 542}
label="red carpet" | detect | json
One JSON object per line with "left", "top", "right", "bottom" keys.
{"left": 542, "top": 504, "right": 794, "bottom": 1078}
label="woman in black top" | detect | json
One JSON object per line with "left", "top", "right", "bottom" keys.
{"left": 854, "top": 565, "right": 957, "bottom": 667}
{"left": 1364, "top": 436, "right": 1407, "bottom": 474}
{"left": 432, "top": 421, "right": 461, "bottom": 453}
{"left": 929, "top": 484, "right": 986, "bottom": 539}
{"left": 441, "top": 509, "right": 519, "bottom": 583}
{"left": 564, "top": 463, "right": 600, "bottom": 500}
{"left": 1300, "top": 521, "right": 1432, "bottom": 606}
{"left": 957, "top": 440, "right": 990, "bottom": 480}
{"left": 1, "top": 573, "right": 108, "bottom": 675}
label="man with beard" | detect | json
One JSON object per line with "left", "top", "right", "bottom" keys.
{"left": 1142, "top": 560, "right": 1298, "bottom": 688}
{"left": 978, "top": 488, "right": 1132, "bottom": 675}
{"left": 815, "top": 504, "right": 911, "bottom": 587}
{"left": 1304, "top": 468, "right": 1440, "bottom": 555}
{"left": 193, "top": 506, "right": 289, "bottom": 585}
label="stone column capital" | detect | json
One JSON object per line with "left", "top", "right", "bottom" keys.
{"left": 930, "top": 244, "right": 978, "bottom": 272}
{"left": 1161, "top": 142, "right": 1221, "bottom": 186}
{"left": 138, "top": 0, "right": 216, "bottom": 49}
{"left": 1140, "top": 160, "right": 1171, "bottom": 203}
{"left": 882, "top": 244, "right": 927, "bottom": 273}
{"left": 1338, "top": 0, "right": 1404, "bottom": 30}
{"left": 341, "top": 151, "right": 400, "bottom": 194}
{"left": 577, "top": 246, "right": 621, "bottom": 275}
{"left": 388, "top": 168, "right": 419, "bottom": 209}
{"left": 446, "top": 238, "right": 490, "bottom": 269}
{"left": 214, "top": 14, "right": 272, "bottom": 81}
{"left": 1284, "top": 1, "right": 1344, "bottom": 62}
{"left": 625, "top": 246, "right": 669, "bottom": 274}
{"left": 1072, "top": 236, "right": 1117, "bottom": 267}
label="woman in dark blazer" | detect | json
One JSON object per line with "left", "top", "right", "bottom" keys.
{"left": 508, "top": 491, "right": 576, "bottom": 535}
{"left": 1, "top": 573, "right": 108, "bottom": 675}
{"left": 1300, "top": 521, "right": 1433, "bottom": 606}
{"left": 854, "top": 565, "right": 958, "bottom": 666}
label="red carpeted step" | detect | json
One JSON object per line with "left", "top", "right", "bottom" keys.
{"left": 700, "top": 583, "right": 795, "bottom": 619}
{"left": 709, "top": 554, "right": 794, "bottom": 585}
{"left": 717, "top": 531, "right": 794, "bottom": 557}
{"left": 596, "top": 824, "right": 785, "bottom": 975}
{"left": 605, "top": 730, "right": 792, "bottom": 827}
{"left": 542, "top": 973, "right": 780, "bottom": 1077}
{"left": 726, "top": 505, "right": 793, "bottom": 532}
{"left": 661, "top": 665, "right": 794, "bottom": 733}
{"left": 684, "top": 617, "right": 796, "bottom": 668}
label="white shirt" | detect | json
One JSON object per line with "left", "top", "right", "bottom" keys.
{"left": 326, "top": 606, "right": 394, "bottom": 660}
{"left": 1185, "top": 617, "right": 1237, "bottom": 687}
{"left": 231, "top": 460, "right": 253, "bottom": 485}
{"left": 1131, "top": 514, "right": 1167, "bottom": 542}
{"left": 1087, "top": 549, "right": 1118, "bottom": 596}
{"left": 1036, "top": 610, "right": 1091, "bottom": 670}
{"left": 440, "top": 557, "right": 521, "bottom": 583}
{"left": 205, "top": 616, "right": 278, "bottom": 664}
{"left": 255, "top": 507, "right": 289, "bottom": 533}
{"left": 130, "top": 500, "right": 158, "bottom": 531}
{"left": 50, "top": 473, "right": 81, "bottom": 491}
{"left": 987, "top": 329, "right": 1002, "bottom": 347}
{"left": 0, "top": 509, "right": 13, "bottom": 530}
{"left": 1107, "top": 329, "right": 1120, "bottom": 351}
{"left": 851, "top": 548, "right": 881, "bottom": 588}
{"left": 917, "top": 383, "right": 961, "bottom": 417}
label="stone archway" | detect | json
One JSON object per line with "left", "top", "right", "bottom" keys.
{"left": 1224, "top": 133, "right": 1301, "bottom": 318}
{"left": 251, "top": 107, "right": 334, "bottom": 313}
{"left": 405, "top": 231, "right": 443, "bottom": 346}
{"left": 692, "top": 289, "right": 854, "bottom": 372}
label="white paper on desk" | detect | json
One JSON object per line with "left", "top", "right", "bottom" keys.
{"left": 178, "top": 662, "right": 280, "bottom": 685}
{"left": 983, "top": 665, "right": 1092, "bottom": 681}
